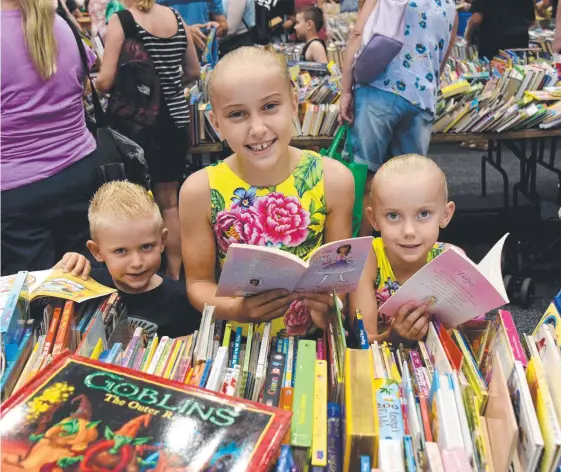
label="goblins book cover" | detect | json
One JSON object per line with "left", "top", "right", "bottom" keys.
{"left": 0, "top": 354, "right": 291, "bottom": 472}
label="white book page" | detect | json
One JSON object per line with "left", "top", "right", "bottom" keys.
{"left": 476, "top": 233, "right": 510, "bottom": 301}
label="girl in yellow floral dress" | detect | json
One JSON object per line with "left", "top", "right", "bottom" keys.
{"left": 179, "top": 46, "right": 355, "bottom": 336}
{"left": 350, "top": 154, "right": 462, "bottom": 344}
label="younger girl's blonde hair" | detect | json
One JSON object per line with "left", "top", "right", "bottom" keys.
{"left": 208, "top": 46, "right": 292, "bottom": 105}
{"left": 371, "top": 154, "right": 449, "bottom": 202}
{"left": 136, "top": 0, "right": 155, "bottom": 12}
{"left": 88, "top": 181, "right": 163, "bottom": 238}
{"left": 21, "top": 0, "right": 58, "bottom": 80}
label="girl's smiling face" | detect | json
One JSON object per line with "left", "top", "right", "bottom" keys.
{"left": 209, "top": 60, "right": 297, "bottom": 173}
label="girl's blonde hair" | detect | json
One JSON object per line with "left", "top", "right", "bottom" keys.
{"left": 208, "top": 46, "right": 292, "bottom": 105}
{"left": 21, "top": 0, "right": 58, "bottom": 80}
{"left": 372, "top": 154, "right": 449, "bottom": 202}
{"left": 136, "top": 0, "right": 155, "bottom": 12}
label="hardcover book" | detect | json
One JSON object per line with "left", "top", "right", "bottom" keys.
{"left": 1, "top": 353, "right": 291, "bottom": 472}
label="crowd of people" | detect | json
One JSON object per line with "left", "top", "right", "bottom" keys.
{"left": 0, "top": 0, "right": 547, "bottom": 342}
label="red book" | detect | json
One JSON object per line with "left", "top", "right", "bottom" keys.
{"left": 1, "top": 353, "right": 291, "bottom": 472}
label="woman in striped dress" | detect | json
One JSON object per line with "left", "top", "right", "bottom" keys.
{"left": 96, "top": 0, "right": 200, "bottom": 280}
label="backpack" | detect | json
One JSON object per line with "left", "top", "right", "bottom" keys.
{"left": 106, "top": 10, "right": 161, "bottom": 136}
{"left": 352, "top": 0, "right": 408, "bottom": 85}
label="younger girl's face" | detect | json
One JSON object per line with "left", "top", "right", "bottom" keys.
{"left": 368, "top": 171, "right": 455, "bottom": 267}
{"left": 210, "top": 62, "right": 297, "bottom": 171}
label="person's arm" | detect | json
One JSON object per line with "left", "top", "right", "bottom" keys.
{"left": 339, "top": 0, "right": 375, "bottom": 122}
{"left": 465, "top": 0, "right": 484, "bottom": 45}
{"left": 440, "top": 11, "right": 458, "bottom": 75}
{"left": 323, "top": 157, "right": 354, "bottom": 243}
{"left": 182, "top": 20, "right": 201, "bottom": 85}
{"left": 554, "top": 6, "right": 561, "bottom": 52}
{"left": 308, "top": 41, "right": 329, "bottom": 63}
{"left": 179, "top": 170, "right": 294, "bottom": 322}
{"left": 226, "top": 0, "right": 246, "bottom": 34}
{"left": 95, "top": 13, "right": 124, "bottom": 92}
{"left": 210, "top": 0, "right": 228, "bottom": 36}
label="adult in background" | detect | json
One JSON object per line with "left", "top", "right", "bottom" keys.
{"left": 158, "top": 0, "right": 228, "bottom": 51}
{"left": 340, "top": 0, "right": 458, "bottom": 236}
{"left": 218, "top": 0, "right": 255, "bottom": 56}
{"left": 1, "top": 0, "right": 99, "bottom": 275}
{"left": 95, "top": 0, "right": 200, "bottom": 280}
{"left": 465, "top": 0, "right": 534, "bottom": 60}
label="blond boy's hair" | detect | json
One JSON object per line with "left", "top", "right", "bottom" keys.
{"left": 208, "top": 46, "right": 292, "bottom": 106}
{"left": 371, "top": 154, "right": 449, "bottom": 202}
{"left": 88, "top": 181, "right": 163, "bottom": 238}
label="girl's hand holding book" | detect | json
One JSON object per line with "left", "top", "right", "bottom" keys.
{"left": 234, "top": 289, "right": 294, "bottom": 323}
{"left": 389, "top": 301, "right": 431, "bottom": 343}
{"left": 298, "top": 292, "right": 334, "bottom": 330}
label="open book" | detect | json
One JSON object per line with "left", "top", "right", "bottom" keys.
{"left": 0, "top": 268, "right": 115, "bottom": 305}
{"left": 216, "top": 237, "right": 373, "bottom": 297}
{"left": 378, "top": 234, "right": 510, "bottom": 328}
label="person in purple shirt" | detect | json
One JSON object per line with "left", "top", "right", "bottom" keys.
{"left": 1, "top": 0, "right": 99, "bottom": 275}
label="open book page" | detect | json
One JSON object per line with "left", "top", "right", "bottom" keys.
{"left": 216, "top": 244, "right": 308, "bottom": 297}
{"left": 379, "top": 243, "right": 510, "bottom": 328}
{"left": 31, "top": 268, "right": 116, "bottom": 303}
{"left": 294, "top": 236, "right": 373, "bottom": 293}
{"left": 476, "top": 233, "right": 509, "bottom": 301}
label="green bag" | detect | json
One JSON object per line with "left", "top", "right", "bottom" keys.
{"left": 320, "top": 124, "right": 368, "bottom": 238}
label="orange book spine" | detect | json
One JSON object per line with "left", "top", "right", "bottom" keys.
{"left": 280, "top": 387, "right": 294, "bottom": 444}
{"left": 42, "top": 306, "right": 63, "bottom": 357}
{"left": 52, "top": 301, "right": 75, "bottom": 358}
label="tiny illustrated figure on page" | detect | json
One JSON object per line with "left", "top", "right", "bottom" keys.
{"left": 315, "top": 244, "right": 356, "bottom": 288}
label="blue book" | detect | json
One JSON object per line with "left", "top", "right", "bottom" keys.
{"left": 360, "top": 455, "right": 371, "bottom": 472}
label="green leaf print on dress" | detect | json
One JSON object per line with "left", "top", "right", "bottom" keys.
{"left": 293, "top": 152, "right": 322, "bottom": 198}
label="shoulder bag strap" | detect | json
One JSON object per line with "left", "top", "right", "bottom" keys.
{"left": 60, "top": 13, "right": 107, "bottom": 129}
{"left": 116, "top": 9, "right": 138, "bottom": 40}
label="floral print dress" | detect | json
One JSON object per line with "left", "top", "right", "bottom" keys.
{"left": 373, "top": 237, "right": 444, "bottom": 332}
{"left": 207, "top": 150, "right": 327, "bottom": 336}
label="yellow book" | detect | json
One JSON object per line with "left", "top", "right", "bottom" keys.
{"left": 222, "top": 323, "right": 232, "bottom": 348}
{"left": 142, "top": 335, "right": 159, "bottom": 373}
{"left": 90, "top": 338, "right": 104, "bottom": 360}
{"left": 155, "top": 339, "right": 173, "bottom": 377}
{"left": 312, "top": 360, "right": 328, "bottom": 467}
{"left": 164, "top": 340, "right": 183, "bottom": 379}
{"left": 185, "top": 367, "right": 194, "bottom": 385}
{"left": 533, "top": 300, "right": 561, "bottom": 348}
{"left": 13, "top": 338, "right": 43, "bottom": 393}
{"left": 344, "top": 348, "right": 379, "bottom": 471}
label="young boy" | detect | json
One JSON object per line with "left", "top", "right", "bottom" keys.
{"left": 350, "top": 154, "right": 459, "bottom": 344}
{"left": 294, "top": 6, "right": 328, "bottom": 63}
{"left": 58, "top": 181, "right": 201, "bottom": 338}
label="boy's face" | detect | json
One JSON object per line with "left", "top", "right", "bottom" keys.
{"left": 294, "top": 13, "right": 309, "bottom": 40}
{"left": 368, "top": 171, "right": 455, "bottom": 268}
{"left": 210, "top": 62, "right": 298, "bottom": 173}
{"left": 87, "top": 218, "right": 167, "bottom": 294}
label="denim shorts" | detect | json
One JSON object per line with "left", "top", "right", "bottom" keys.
{"left": 349, "top": 86, "right": 434, "bottom": 172}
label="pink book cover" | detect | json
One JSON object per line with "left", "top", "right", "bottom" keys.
{"left": 215, "top": 237, "right": 373, "bottom": 297}
{"left": 441, "top": 448, "right": 472, "bottom": 471}
{"left": 498, "top": 309, "right": 528, "bottom": 368}
{"left": 379, "top": 234, "right": 510, "bottom": 328}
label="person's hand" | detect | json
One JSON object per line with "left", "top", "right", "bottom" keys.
{"left": 234, "top": 290, "right": 294, "bottom": 323}
{"left": 189, "top": 24, "right": 208, "bottom": 50}
{"left": 339, "top": 91, "right": 354, "bottom": 124}
{"left": 388, "top": 301, "right": 430, "bottom": 342}
{"left": 283, "top": 19, "right": 294, "bottom": 30}
{"left": 295, "top": 292, "right": 335, "bottom": 330}
{"left": 55, "top": 253, "right": 91, "bottom": 280}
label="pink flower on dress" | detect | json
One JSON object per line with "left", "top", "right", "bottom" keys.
{"left": 254, "top": 192, "right": 310, "bottom": 247}
{"left": 284, "top": 300, "right": 312, "bottom": 336}
{"left": 213, "top": 207, "right": 264, "bottom": 253}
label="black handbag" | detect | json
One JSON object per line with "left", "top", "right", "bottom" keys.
{"left": 63, "top": 13, "right": 152, "bottom": 190}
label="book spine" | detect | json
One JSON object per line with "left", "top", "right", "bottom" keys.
{"left": 142, "top": 335, "right": 159, "bottom": 372}
{"left": 41, "top": 305, "right": 62, "bottom": 360}
{"left": 132, "top": 348, "right": 146, "bottom": 371}
{"left": 311, "top": 360, "right": 328, "bottom": 467}
{"left": 169, "top": 343, "right": 186, "bottom": 381}
{"left": 231, "top": 327, "right": 242, "bottom": 368}
{"left": 106, "top": 343, "right": 123, "bottom": 365}
{"left": 327, "top": 402, "right": 341, "bottom": 472}
{"left": 280, "top": 387, "right": 294, "bottom": 445}
{"left": 51, "top": 301, "right": 74, "bottom": 359}
{"left": 155, "top": 339, "right": 173, "bottom": 377}
{"left": 147, "top": 336, "right": 169, "bottom": 375}
{"left": 263, "top": 353, "right": 285, "bottom": 407}
{"left": 499, "top": 309, "right": 528, "bottom": 368}
{"left": 285, "top": 336, "right": 295, "bottom": 388}
{"left": 163, "top": 339, "right": 182, "bottom": 379}
{"left": 410, "top": 351, "right": 433, "bottom": 443}
{"left": 121, "top": 328, "right": 142, "bottom": 368}
{"left": 198, "top": 359, "right": 213, "bottom": 388}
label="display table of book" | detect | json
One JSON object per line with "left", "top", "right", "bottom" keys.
{"left": 1, "top": 260, "right": 561, "bottom": 471}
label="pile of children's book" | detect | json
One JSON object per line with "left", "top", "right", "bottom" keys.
{"left": 435, "top": 49, "right": 561, "bottom": 133}
{"left": 2, "top": 253, "right": 561, "bottom": 471}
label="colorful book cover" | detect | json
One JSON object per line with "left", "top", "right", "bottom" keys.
{"left": 216, "top": 237, "right": 373, "bottom": 296}
{"left": 0, "top": 354, "right": 291, "bottom": 472}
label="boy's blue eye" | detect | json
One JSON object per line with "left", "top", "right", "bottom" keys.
{"left": 417, "top": 210, "right": 432, "bottom": 219}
